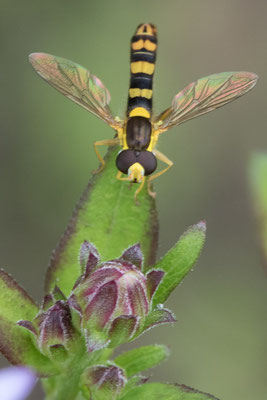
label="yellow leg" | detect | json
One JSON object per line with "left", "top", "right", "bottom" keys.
{"left": 134, "top": 177, "right": 146, "bottom": 205}
{"left": 116, "top": 171, "right": 129, "bottom": 182}
{"left": 116, "top": 171, "right": 146, "bottom": 205}
{"left": 93, "top": 138, "right": 120, "bottom": 173}
{"left": 148, "top": 149, "right": 174, "bottom": 198}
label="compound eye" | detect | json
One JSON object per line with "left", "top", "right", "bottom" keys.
{"left": 137, "top": 151, "right": 157, "bottom": 176}
{"left": 116, "top": 150, "right": 136, "bottom": 174}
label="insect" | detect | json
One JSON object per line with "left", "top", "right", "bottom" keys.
{"left": 29, "top": 23, "right": 258, "bottom": 201}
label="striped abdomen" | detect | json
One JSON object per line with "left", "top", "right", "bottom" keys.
{"left": 127, "top": 23, "right": 157, "bottom": 119}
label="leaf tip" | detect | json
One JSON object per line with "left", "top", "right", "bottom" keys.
{"left": 196, "top": 220, "right": 206, "bottom": 232}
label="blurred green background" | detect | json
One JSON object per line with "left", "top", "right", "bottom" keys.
{"left": 1, "top": 0, "right": 266, "bottom": 399}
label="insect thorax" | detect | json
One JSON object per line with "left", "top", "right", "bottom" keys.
{"left": 126, "top": 116, "right": 152, "bottom": 151}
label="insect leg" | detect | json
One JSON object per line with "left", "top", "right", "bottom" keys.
{"left": 134, "top": 177, "right": 146, "bottom": 205}
{"left": 93, "top": 138, "right": 120, "bottom": 173}
{"left": 116, "top": 172, "right": 146, "bottom": 205}
{"left": 147, "top": 149, "right": 173, "bottom": 198}
{"left": 116, "top": 171, "right": 130, "bottom": 181}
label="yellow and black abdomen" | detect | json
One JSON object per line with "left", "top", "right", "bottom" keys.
{"left": 127, "top": 23, "right": 157, "bottom": 119}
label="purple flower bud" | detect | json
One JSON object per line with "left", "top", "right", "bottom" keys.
{"left": 19, "top": 299, "right": 75, "bottom": 358}
{"left": 84, "top": 365, "right": 126, "bottom": 399}
{"left": 35, "top": 300, "right": 74, "bottom": 355}
{"left": 70, "top": 243, "right": 165, "bottom": 351}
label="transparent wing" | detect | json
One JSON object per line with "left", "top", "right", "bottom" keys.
{"left": 29, "top": 53, "right": 122, "bottom": 129}
{"left": 153, "top": 71, "right": 258, "bottom": 132}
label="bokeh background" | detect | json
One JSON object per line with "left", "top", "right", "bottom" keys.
{"left": 1, "top": 1, "right": 266, "bottom": 399}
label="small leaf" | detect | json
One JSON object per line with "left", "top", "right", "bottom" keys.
{"left": 0, "top": 317, "right": 57, "bottom": 375}
{"left": 142, "top": 308, "right": 176, "bottom": 334}
{"left": 0, "top": 269, "right": 38, "bottom": 323}
{"left": 152, "top": 222, "right": 206, "bottom": 306}
{"left": 45, "top": 147, "right": 158, "bottom": 296}
{"left": 114, "top": 344, "right": 169, "bottom": 377}
{"left": 120, "top": 382, "right": 220, "bottom": 400}
{"left": 120, "top": 375, "right": 148, "bottom": 398}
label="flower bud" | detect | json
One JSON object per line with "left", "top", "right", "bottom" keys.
{"left": 69, "top": 243, "right": 165, "bottom": 351}
{"left": 35, "top": 300, "right": 74, "bottom": 355}
{"left": 19, "top": 299, "right": 75, "bottom": 359}
{"left": 84, "top": 365, "right": 126, "bottom": 400}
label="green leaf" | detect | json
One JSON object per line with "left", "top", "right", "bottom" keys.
{"left": 152, "top": 222, "right": 206, "bottom": 306}
{"left": 249, "top": 152, "right": 267, "bottom": 263}
{"left": 45, "top": 147, "right": 158, "bottom": 296}
{"left": 142, "top": 308, "right": 176, "bottom": 333}
{"left": 0, "top": 317, "right": 57, "bottom": 375}
{"left": 119, "top": 375, "right": 145, "bottom": 399}
{"left": 120, "top": 382, "right": 219, "bottom": 400}
{"left": 0, "top": 269, "right": 38, "bottom": 322}
{"left": 114, "top": 344, "right": 169, "bottom": 377}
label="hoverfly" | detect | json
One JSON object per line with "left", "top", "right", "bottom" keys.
{"left": 29, "top": 23, "right": 257, "bottom": 201}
